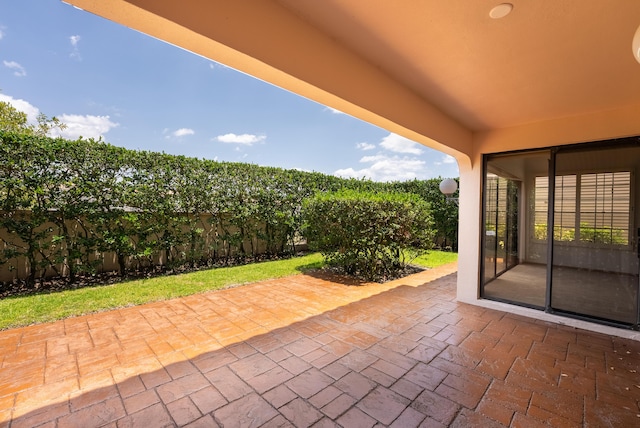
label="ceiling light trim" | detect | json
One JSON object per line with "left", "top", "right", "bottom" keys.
{"left": 490, "top": 3, "right": 513, "bottom": 19}
{"left": 633, "top": 24, "right": 640, "bottom": 63}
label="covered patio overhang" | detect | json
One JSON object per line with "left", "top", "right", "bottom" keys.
{"left": 63, "top": 0, "right": 640, "bottom": 337}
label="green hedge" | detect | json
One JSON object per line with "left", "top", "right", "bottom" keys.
{"left": 302, "top": 190, "right": 434, "bottom": 281}
{"left": 534, "top": 223, "right": 627, "bottom": 245}
{"left": 0, "top": 131, "right": 457, "bottom": 284}
{"left": 388, "top": 178, "right": 458, "bottom": 250}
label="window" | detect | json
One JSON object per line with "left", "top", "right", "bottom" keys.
{"left": 533, "top": 176, "right": 549, "bottom": 240}
{"left": 579, "top": 172, "right": 630, "bottom": 245}
{"left": 554, "top": 175, "right": 577, "bottom": 242}
{"left": 533, "top": 171, "right": 631, "bottom": 245}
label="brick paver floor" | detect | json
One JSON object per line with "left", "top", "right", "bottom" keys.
{"left": 1, "top": 262, "right": 640, "bottom": 427}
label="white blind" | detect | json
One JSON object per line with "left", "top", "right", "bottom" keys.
{"left": 533, "top": 171, "right": 630, "bottom": 245}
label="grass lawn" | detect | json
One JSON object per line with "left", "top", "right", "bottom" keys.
{"left": 0, "top": 250, "right": 457, "bottom": 330}
{"left": 413, "top": 250, "right": 458, "bottom": 268}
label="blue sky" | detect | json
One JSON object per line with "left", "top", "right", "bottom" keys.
{"left": 0, "top": 1, "right": 458, "bottom": 182}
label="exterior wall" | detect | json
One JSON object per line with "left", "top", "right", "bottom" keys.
{"left": 456, "top": 162, "right": 482, "bottom": 302}
{"left": 474, "top": 104, "right": 640, "bottom": 154}
{"left": 456, "top": 104, "right": 640, "bottom": 304}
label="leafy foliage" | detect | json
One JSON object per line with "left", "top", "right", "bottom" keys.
{"left": 0, "top": 101, "right": 66, "bottom": 136}
{"left": 534, "top": 223, "right": 627, "bottom": 245}
{"left": 0, "top": 132, "right": 457, "bottom": 285}
{"left": 388, "top": 178, "right": 458, "bottom": 250}
{"left": 302, "top": 190, "right": 434, "bottom": 281}
{"left": 0, "top": 101, "right": 28, "bottom": 134}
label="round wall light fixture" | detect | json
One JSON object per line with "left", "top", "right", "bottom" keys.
{"left": 439, "top": 178, "right": 458, "bottom": 196}
{"left": 439, "top": 178, "right": 459, "bottom": 205}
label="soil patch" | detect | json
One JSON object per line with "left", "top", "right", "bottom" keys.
{"left": 310, "top": 264, "right": 425, "bottom": 286}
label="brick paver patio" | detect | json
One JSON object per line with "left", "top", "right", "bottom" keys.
{"left": 1, "top": 263, "right": 640, "bottom": 427}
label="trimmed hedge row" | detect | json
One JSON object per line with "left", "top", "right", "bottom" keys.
{"left": 0, "top": 132, "right": 457, "bottom": 285}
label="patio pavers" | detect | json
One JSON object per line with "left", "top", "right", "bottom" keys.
{"left": 1, "top": 263, "right": 640, "bottom": 427}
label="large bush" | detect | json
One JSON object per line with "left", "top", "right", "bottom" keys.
{"left": 302, "top": 190, "right": 434, "bottom": 281}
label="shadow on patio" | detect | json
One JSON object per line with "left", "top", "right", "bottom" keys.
{"left": 1, "top": 263, "right": 640, "bottom": 427}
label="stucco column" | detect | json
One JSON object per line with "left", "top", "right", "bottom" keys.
{"left": 455, "top": 158, "right": 482, "bottom": 302}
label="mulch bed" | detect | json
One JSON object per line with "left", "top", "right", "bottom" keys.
{"left": 311, "top": 264, "right": 425, "bottom": 286}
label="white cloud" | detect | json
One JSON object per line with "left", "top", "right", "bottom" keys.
{"left": 50, "top": 114, "right": 118, "bottom": 140}
{"left": 163, "top": 127, "right": 195, "bottom": 139}
{"left": 356, "top": 142, "right": 375, "bottom": 151}
{"left": 172, "top": 128, "right": 195, "bottom": 137}
{"left": 334, "top": 154, "right": 427, "bottom": 182}
{"left": 360, "top": 155, "right": 386, "bottom": 163}
{"left": 336, "top": 133, "right": 436, "bottom": 181}
{"left": 209, "top": 61, "right": 231, "bottom": 71}
{"left": 379, "top": 133, "right": 423, "bottom": 155}
{"left": 0, "top": 93, "right": 118, "bottom": 139}
{"left": 441, "top": 154, "right": 456, "bottom": 164}
{"left": 69, "top": 35, "right": 81, "bottom": 60}
{"left": 3, "top": 60, "right": 26, "bottom": 77}
{"left": 0, "top": 94, "right": 39, "bottom": 123}
{"left": 325, "top": 107, "right": 345, "bottom": 115}
{"left": 0, "top": 28, "right": 4, "bottom": 40}
{"left": 215, "top": 133, "right": 266, "bottom": 145}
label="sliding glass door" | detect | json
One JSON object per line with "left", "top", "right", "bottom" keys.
{"left": 481, "top": 141, "right": 640, "bottom": 328}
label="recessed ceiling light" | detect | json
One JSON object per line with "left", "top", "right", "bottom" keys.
{"left": 490, "top": 3, "right": 513, "bottom": 19}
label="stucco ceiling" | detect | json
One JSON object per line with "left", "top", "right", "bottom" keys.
{"left": 276, "top": 0, "right": 640, "bottom": 131}
{"left": 64, "top": 0, "right": 640, "bottom": 155}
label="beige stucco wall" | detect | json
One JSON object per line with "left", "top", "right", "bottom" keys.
{"left": 455, "top": 163, "right": 482, "bottom": 302}
{"left": 474, "top": 103, "right": 640, "bottom": 154}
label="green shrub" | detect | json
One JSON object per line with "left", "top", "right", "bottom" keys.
{"left": 533, "top": 222, "right": 626, "bottom": 245}
{"left": 302, "top": 190, "right": 434, "bottom": 281}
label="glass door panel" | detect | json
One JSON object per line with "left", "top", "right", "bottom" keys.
{"left": 484, "top": 175, "right": 498, "bottom": 283}
{"left": 551, "top": 147, "right": 639, "bottom": 325}
{"left": 495, "top": 177, "right": 508, "bottom": 275}
{"left": 482, "top": 151, "right": 548, "bottom": 308}
{"left": 483, "top": 174, "right": 513, "bottom": 282}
